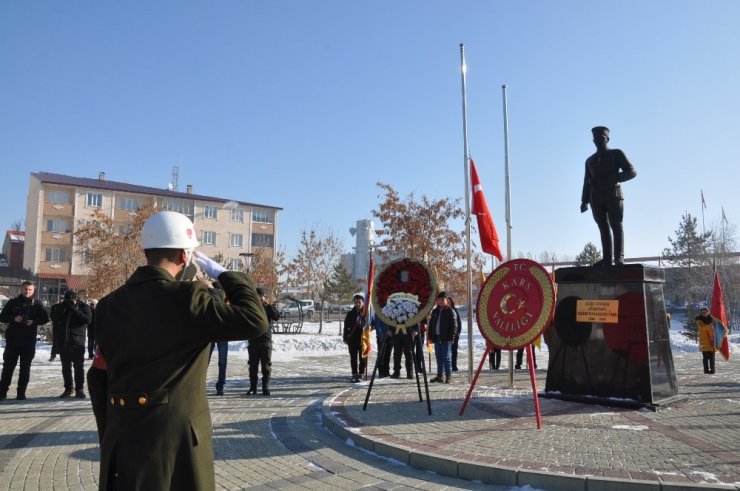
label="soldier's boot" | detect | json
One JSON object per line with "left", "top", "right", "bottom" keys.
{"left": 406, "top": 363, "right": 413, "bottom": 379}
{"left": 262, "top": 378, "right": 270, "bottom": 396}
{"left": 444, "top": 374, "right": 451, "bottom": 384}
{"left": 0, "top": 389, "right": 7, "bottom": 401}
{"left": 247, "top": 379, "right": 258, "bottom": 395}
{"left": 16, "top": 390, "right": 27, "bottom": 400}
{"left": 59, "top": 389, "right": 72, "bottom": 398}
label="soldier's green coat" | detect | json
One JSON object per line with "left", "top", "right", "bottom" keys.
{"left": 89, "top": 266, "right": 269, "bottom": 491}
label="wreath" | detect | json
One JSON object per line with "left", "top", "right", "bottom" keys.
{"left": 372, "top": 258, "right": 437, "bottom": 328}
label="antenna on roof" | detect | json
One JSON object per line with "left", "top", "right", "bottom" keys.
{"left": 171, "top": 166, "right": 180, "bottom": 192}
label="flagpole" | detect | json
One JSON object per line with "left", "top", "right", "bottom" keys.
{"left": 701, "top": 190, "right": 706, "bottom": 236}
{"left": 502, "top": 84, "right": 514, "bottom": 388}
{"left": 502, "top": 85, "right": 512, "bottom": 260}
{"left": 460, "top": 43, "right": 474, "bottom": 382}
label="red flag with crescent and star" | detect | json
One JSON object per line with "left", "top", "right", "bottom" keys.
{"left": 471, "top": 159, "right": 503, "bottom": 261}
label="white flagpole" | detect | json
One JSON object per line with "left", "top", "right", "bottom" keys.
{"left": 502, "top": 84, "right": 514, "bottom": 388}
{"left": 460, "top": 43, "right": 474, "bottom": 381}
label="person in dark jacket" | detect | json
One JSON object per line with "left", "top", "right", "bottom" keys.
{"left": 0, "top": 281, "right": 49, "bottom": 400}
{"left": 86, "top": 211, "right": 269, "bottom": 491}
{"left": 343, "top": 293, "right": 367, "bottom": 383}
{"left": 427, "top": 291, "right": 457, "bottom": 383}
{"left": 448, "top": 297, "right": 462, "bottom": 371}
{"left": 248, "top": 287, "right": 280, "bottom": 395}
{"left": 51, "top": 290, "right": 92, "bottom": 398}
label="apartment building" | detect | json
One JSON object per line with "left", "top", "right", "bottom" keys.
{"left": 25, "top": 171, "right": 281, "bottom": 301}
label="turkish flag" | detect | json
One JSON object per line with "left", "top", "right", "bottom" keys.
{"left": 711, "top": 270, "right": 731, "bottom": 361}
{"left": 471, "top": 159, "right": 503, "bottom": 261}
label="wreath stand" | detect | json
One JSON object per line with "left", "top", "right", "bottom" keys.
{"left": 363, "top": 326, "right": 432, "bottom": 415}
{"left": 459, "top": 342, "right": 542, "bottom": 428}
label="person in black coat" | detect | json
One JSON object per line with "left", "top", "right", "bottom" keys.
{"left": 0, "top": 281, "right": 49, "bottom": 400}
{"left": 427, "top": 291, "right": 457, "bottom": 383}
{"left": 343, "top": 293, "right": 367, "bottom": 383}
{"left": 50, "top": 290, "right": 92, "bottom": 398}
{"left": 247, "top": 287, "right": 280, "bottom": 395}
{"left": 448, "top": 297, "right": 462, "bottom": 371}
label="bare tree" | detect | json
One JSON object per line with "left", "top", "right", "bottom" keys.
{"left": 288, "top": 226, "right": 344, "bottom": 333}
{"left": 74, "top": 202, "right": 157, "bottom": 299}
{"left": 372, "top": 182, "right": 465, "bottom": 297}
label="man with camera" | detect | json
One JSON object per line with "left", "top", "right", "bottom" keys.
{"left": 0, "top": 281, "right": 49, "bottom": 400}
{"left": 50, "top": 290, "right": 92, "bottom": 398}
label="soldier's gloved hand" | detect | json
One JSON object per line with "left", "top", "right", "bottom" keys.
{"left": 194, "top": 251, "right": 227, "bottom": 279}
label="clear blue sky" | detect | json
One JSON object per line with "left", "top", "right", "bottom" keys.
{"left": 2, "top": 1, "right": 738, "bottom": 265}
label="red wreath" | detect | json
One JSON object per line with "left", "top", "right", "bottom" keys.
{"left": 372, "top": 258, "right": 437, "bottom": 327}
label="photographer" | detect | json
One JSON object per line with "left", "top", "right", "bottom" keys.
{"left": 50, "top": 290, "right": 92, "bottom": 398}
{"left": 0, "top": 281, "right": 49, "bottom": 400}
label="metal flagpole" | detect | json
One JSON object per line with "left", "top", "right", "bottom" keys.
{"left": 502, "top": 85, "right": 514, "bottom": 388}
{"left": 460, "top": 44, "right": 474, "bottom": 382}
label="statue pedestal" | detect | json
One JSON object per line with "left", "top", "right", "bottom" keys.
{"left": 543, "top": 265, "right": 681, "bottom": 409}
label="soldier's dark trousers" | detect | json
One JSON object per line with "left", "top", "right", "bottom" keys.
{"left": 0, "top": 341, "right": 35, "bottom": 394}
{"left": 248, "top": 341, "right": 272, "bottom": 388}
{"left": 489, "top": 348, "right": 501, "bottom": 369}
{"left": 60, "top": 346, "right": 86, "bottom": 391}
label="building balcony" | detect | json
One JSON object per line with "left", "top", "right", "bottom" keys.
{"left": 39, "top": 261, "right": 71, "bottom": 275}
{"left": 43, "top": 202, "right": 74, "bottom": 216}
{"left": 41, "top": 231, "right": 73, "bottom": 245}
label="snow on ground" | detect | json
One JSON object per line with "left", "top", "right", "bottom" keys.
{"left": 4, "top": 313, "right": 739, "bottom": 364}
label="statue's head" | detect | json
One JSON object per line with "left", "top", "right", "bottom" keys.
{"left": 592, "top": 126, "right": 610, "bottom": 150}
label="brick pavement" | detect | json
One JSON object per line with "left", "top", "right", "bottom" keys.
{"left": 0, "top": 346, "right": 738, "bottom": 490}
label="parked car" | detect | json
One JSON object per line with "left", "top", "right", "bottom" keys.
{"left": 279, "top": 299, "right": 315, "bottom": 318}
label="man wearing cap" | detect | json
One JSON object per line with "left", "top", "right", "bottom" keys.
{"left": 0, "top": 281, "right": 49, "bottom": 400}
{"left": 87, "top": 211, "right": 269, "bottom": 491}
{"left": 343, "top": 293, "right": 367, "bottom": 383}
{"left": 580, "top": 126, "right": 637, "bottom": 266}
{"left": 50, "top": 289, "right": 92, "bottom": 398}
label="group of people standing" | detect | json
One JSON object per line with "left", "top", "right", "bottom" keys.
{"left": 0, "top": 281, "right": 97, "bottom": 400}
{"left": 342, "top": 290, "right": 464, "bottom": 384}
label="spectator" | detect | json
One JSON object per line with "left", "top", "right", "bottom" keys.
{"left": 448, "top": 297, "right": 462, "bottom": 371}
{"left": 427, "top": 291, "right": 456, "bottom": 383}
{"left": 50, "top": 290, "right": 92, "bottom": 398}
{"left": 696, "top": 307, "right": 716, "bottom": 374}
{"left": 248, "top": 287, "right": 280, "bottom": 395}
{"left": 343, "top": 293, "right": 367, "bottom": 383}
{"left": 0, "top": 281, "right": 49, "bottom": 400}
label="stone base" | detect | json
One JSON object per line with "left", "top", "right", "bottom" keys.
{"left": 544, "top": 264, "right": 679, "bottom": 405}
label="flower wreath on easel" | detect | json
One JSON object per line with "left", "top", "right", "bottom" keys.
{"left": 372, "top": 258, "right": 437, "bottom": 333}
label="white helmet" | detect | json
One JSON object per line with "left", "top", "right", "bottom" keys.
{"left": 140, "top": 211, "right": 200, "bottom": 250}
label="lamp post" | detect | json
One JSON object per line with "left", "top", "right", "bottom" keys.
{"left": 239, "top": 252, "right": 255, "bottom": 273}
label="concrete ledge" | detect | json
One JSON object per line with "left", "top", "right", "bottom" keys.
{"left": 586, "top": 476, "right": 660, "bottom": 491}
{"left": 659, "top": 482, "right": 738, "bottom": 491}
{"left": 373, "top": 440, "right": 410, "bottom": 465}
{"left": 458, "top": 459, "right": 518, "bottom": 486}
{"left": 409, "top": 450, "right": 457, "bottom": 478}
{"left": 518, "top": 468, "right": 587, "bottom": 491}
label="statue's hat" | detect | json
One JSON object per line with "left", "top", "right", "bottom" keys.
{"left": 591, "top": 126, "right": 610, "bottom": 138}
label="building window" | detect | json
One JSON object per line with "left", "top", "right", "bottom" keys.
{"left": 230, "top": 233, "right": 243, "bottom": 248}
{"left": 46, "top": 218, "right": 69, "bottom": 233}
{"left": 230, "top": 208, "right": 244, "bottom": 222}
{"left": 228, "top": 258, "right": 241, "bottom": 271}
{"left": 202, "top": 231, "right": 216, "bottom": 245}
{"left": 204, "top": 205, "right": 218, "bottom": 219}
{"left": 87, "top": 193, "right": 103, "bottom": 208}
{"left": 251, "top": 233, "right": 274, "bottom": 248}
{"left": 252, "top": 208, "right": 274, "bottom": 223}
{"left": 47, "top": 190, "right": 70, "bottom": 204}
{"left": 45, "top": 247, "right": 67, "bottom": 262}
{"left": 119, "top": 197, "right": 140, "bottom": 211}
{"left": 163, "top": 200, "right": 194, "bottom": 220}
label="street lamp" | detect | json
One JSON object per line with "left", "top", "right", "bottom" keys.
{"left": 239, "top": 252, "right": 255, "bottom": 272}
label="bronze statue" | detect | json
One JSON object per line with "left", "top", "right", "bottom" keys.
{"left": 580, "top": 126, "right": 637, "bottom": 266}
